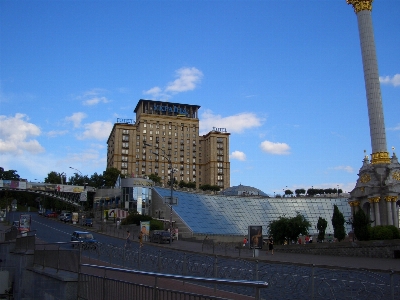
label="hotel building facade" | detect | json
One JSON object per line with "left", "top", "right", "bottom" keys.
{"left": 107, "top": 99, "right": 230, "bottom": 190}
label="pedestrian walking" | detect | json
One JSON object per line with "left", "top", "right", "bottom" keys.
{"left": 139, "top": 231, "right": 143, "bottom": 248}
{"left": 267, "top": 236, "right": 274, "bottom": 255}
{"left": 125, "top": 230, "right": 131, "bottom": 249}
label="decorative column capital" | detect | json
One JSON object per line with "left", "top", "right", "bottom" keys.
{"left": 368, "top": 196, "right": 380, "bottom": 203}
{"left": 347, "top": 0, "right": 373, "bottom": 14}
{"left": 371, "top": 151, "right": 391, "bottom": 164}
{"left": 385, "top": 196, "right": 399, "bottom": 202}
{"left": 349, "top": 201, "right": 361, "bottom": 207}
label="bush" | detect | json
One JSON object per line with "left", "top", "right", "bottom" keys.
{"left": 150, "top": 219, "right": 164, "bottom": 231}
{"left": 121, "top": 212, "right": 152, "bottom": 226}
{"left": 369, "top": 226, "right": 399, "bottom": 240}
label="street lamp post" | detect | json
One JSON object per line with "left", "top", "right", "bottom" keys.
{"left": 69, "top": 167, "right": 87, "bottom": 213}
{"left": 60, "top": 172, "right": 66, "bottom": 185}
{"left": 145, "top": 143, "right": 174, "bottom": 244}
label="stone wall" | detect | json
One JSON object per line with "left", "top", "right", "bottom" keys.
{"left": 274, "top": 239, "right": 400, "bottom": 259}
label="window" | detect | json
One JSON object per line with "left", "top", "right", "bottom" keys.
{"left": 123, "top": 129, "right": 129, "bottom": 134}
{"left": 122, "top": 135, "right": 129, "bottom": 141}
{"left": 122, "top": 149, "right": 129, "bottom": 154}
{"left": 122, "top": 143, "right": 129, "bottom": 148}
{"left": 143, "top": 129, "right": 146, "bottom": 134}
{"left": 122, "top": 156, "right": 128, "bottom": 161}
{"left": 121, "top": 162, "right": 127, "bottom": 168}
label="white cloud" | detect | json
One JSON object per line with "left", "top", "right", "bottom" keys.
{"left": 143, "top": 86, "right": 162, "bottom": 97}
{"left": 260, "top": 140, "right": 290, "bottom": 155}
{"left": 0, "top": 113, "right": 45, "bottom": 155}
{"left": 46, "top": 130, "right": 68, "bottom": 138}
{"left": 200, "top": 110, "right": 263, "bottom": 135}
{"left": 65, "top": 112, "right": 87, "bottom": 128}
{"left": 165, "top": 67, "right": 203, "bottom": 93}
{"left": 77, "top": 89, "right": 110, "bottom": 106}
{"left": 143, "top": 67, "right": 203, "bottom": 98}
{"left": 379, "top": 74, "right": 400, "bottom": 87}
{"left": 230, "top": 151, "right": 246, "bottom": 161}
{"left": 79, "top": 121, "right": 113, "bottom": 140}
{"left": 388, "top": 123, "right": 400, "bottom": 131}
{"left": 83, "top": 96, "right": 109, "bottom": 106}
{"left": 333, "top": 165, "right": 354, "bottom": 173}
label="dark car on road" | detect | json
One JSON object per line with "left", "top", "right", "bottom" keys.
{"left": 71, "top": 231, "right": 97, "bottom": 249}
{"left": 150, "top": 230, "right": 172, "bottom": 244}
{"left": 83, "top": 218, "right": 93, "bottom": 227}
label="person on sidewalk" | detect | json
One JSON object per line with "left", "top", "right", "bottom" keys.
{"left": 267, "top": 236, "right": 274, "bottom": 255}
{"left": 125, "top": 230, "right": 132, "bottom": 249}
{"left": 139, "top": 231, "right": 143, "bottom": 248}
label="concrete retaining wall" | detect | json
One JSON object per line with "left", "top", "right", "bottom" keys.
{"left": 274, "top": 239, "right": 400, "bottom": 259}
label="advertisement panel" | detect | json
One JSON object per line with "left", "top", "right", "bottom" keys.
{"left": 72, "top": 212, "right": 79, "bottom": 224}
{"left": 19, "top": 214, "right": 31, "bottom": 233}
{"left": 140, "top": 221, "right": 150, "bottom": 240}
{"left": 248, "top": 225, "right": 263, "bottom": 249}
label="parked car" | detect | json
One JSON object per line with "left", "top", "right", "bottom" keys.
{"left": 58, "top": 213, "right": 71, "bottom": 222}
{"left": 83, "top": 218, "right": 93, "bottom": 227}
{"left": 64, "top": 215, "right": 72, "bottom": 223}
{"left": 45, "top": 211, "right": 58, "bottom": 218}
{"left": 150, "top": 230, "right": 172, "bottom": 244}
{"left": 70, "top": 231, "right": 97, "bottom": 249}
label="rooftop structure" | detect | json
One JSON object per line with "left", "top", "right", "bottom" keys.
{"left": 152, "top": 187, "right": 352, "bottom": 236}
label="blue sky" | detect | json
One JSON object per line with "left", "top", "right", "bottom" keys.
{"left": 1, "top": 0, "right": 399, "bottom": 196}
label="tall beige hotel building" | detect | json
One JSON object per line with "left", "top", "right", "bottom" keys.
{"left": 107, "top": 99, "right": 230, "bottom": 189}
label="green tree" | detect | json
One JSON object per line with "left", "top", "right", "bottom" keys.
{"left": 332, "top": 205, "right": 346, "bottom": 241}
{"left": 149, "top": 173, "right": 161, "bottom": 184}
{"left": 103, "top": 167, "right": 121, "bottom": 187}
{"left": 284, "top": 189, "right": 293, "bottom": 197}
{"left": 68, "top": 173, "right": 89, "bottom": 186}
{"left": 0, "top": 169, "right": 20, "bottom": 180}
{"left": 89, "top": 172, "right": 105, "bottom": 188}
{"left": 44, "top": 171, "right": 66, "bottom": 184}
{"left": 317, "top": 217, "right": 328, "bottom": 242}
{"left": 268, "top": 213, "right": 310, "bottom": 244}
{"left": 295, "top": 189, "right": 306, "bottom": 197}
{"left": 353, "top": 209, "right": 371, "bottom": 241}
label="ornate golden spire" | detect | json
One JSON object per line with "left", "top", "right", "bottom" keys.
{"left": 346, "top": 0, "right": 373, "bottom": 13}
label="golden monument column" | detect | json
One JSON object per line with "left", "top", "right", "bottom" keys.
{"left": 346, "top": 0, "right": 389, "bottom": 164}
{"left": 347, "top": 1, "right": 400, "bottom": 228}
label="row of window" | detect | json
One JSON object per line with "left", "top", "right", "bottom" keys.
{"left": 142, "top": 123, "right": 197, "bottom": 132}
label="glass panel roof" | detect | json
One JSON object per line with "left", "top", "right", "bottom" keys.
{"left": 153, "top": 187, "right": 352, "bottom": 235}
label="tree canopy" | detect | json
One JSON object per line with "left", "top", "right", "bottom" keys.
{"left": 0, "top": 168, "right": 20, "bottom": 180}
{"left": 268, "top": 212, "right": 311, "bottom": 244}
{"left": 332, "top": 205, "right": 346, "bottom": 241}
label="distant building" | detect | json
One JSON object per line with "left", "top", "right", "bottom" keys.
{"left": 107, "top": 99, "right": 230, "bottom": 190}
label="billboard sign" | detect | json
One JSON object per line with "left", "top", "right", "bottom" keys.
{"left": 19, "top": 214, "right": 31, "bottom": 233}
{"left": 248, "top": 225, "right": 263, "bottom": 249}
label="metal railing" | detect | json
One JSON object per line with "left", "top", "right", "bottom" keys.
{"left": 78, "top": 264, "right": 268, "bottom": 300}
{"left": 31, "top": 241, "right": 400, "bottom": 300}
